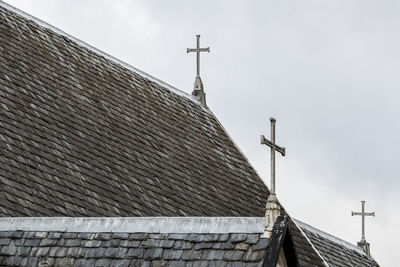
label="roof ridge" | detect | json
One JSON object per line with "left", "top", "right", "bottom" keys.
{"left": 293, "top": 218, "right": 367, "bottom": 256}
{"left": 0, "top": 0, "right": 201, "bottom": 107}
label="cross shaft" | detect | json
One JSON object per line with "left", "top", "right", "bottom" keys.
{"left": 187, "top": 35, "right": 210, "bottom": 78}
{"left": 261, "top": 118, "right": 285, "bottom": 195}
{"left": 352, "top": 200, "right": 375, "bottom": 243}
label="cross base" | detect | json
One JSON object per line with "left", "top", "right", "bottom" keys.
{"left": 357, "top": 240, "right": 371, "bottom": 257}
{"left": 192, "top": 77, "right": 206, "bottom": 107}
{"left": 261, "top": 194, "right": 281, "bottom": 238}
{"left": 193, "top": 76, "right": 204, "bottom": 91}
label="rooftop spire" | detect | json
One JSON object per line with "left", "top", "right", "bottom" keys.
{"left": 352, "top": 200, "right": 375, "bottom": 257}
{"left": 187, "top": 35, "right": 210, "bottom": 107}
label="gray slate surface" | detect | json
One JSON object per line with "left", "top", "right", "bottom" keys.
{"left": 297, "top": 220, "right": 379, "bottom": 267}
{"left": 0, "top": 231, "right": 268, "bottom": 266}
{"left": 0, "top": 4, "right": 267, "bottom": 217}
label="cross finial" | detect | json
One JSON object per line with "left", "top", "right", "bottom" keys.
{"left": 261, "top": 117, "right": 285, "bottom": 195}
{"left": 352, "top": 200, "right": 375, "bottom": 256}
{"left": 261, "top": 118, "right": 285, "bottom": 238}
{"left": 352, "top": 200, "right": 375, "bottom": 242}
{"left": 187, "top": 35, "right": 210, "bottom": 107}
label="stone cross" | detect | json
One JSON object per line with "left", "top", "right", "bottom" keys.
{"left": 261, "top": 118, "right": 285, "bottom": 195}
{"left": 352, "top": 200, "right": 375, "bottom": 243}
{"left": 187, "top": 35, "right": 210, "bottom": 79}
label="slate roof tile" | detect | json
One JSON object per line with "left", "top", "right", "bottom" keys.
{"left": 0, "top": 238, "right": 10, "bottom": 246}
{"left": 181, "top": 249, "right": 203, "bottom": 261}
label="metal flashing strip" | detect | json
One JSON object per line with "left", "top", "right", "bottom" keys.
{"left": 0, "top": 217, "right": 265, "bottom": 233}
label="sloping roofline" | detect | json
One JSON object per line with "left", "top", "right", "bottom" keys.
{"left": 289, "top": 218, "right": 329, "bottom": 267}
{"left": 0, "top": 0, "right": 196, "bottom": 106}
{"left": 294, "top": 219, "right": 366, "bottom": 255}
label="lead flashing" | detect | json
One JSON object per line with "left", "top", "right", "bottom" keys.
{"left": 0, "top": 217, "right": 265, "bottom": 233}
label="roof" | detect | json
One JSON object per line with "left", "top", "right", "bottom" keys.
{"left": 295, "top": 220, "right": 379, "bottom": 267}
{"left": 0, "top": 1, "right": 268, "bottom": 217}
{"left": 0, "top": 217, "right": 269, "bottom": 266}
{"left": 0, "top": 2, "right": 379, "bottom": 266}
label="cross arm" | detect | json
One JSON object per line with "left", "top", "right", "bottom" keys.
{"left": 261, "top": 135, "right": 286, "bottom": 156}
{"left": 187, "top": 47, "right": 210, "bottom": 53}
{"left": 351, "top": 212, "right": 375, "bottom": 216}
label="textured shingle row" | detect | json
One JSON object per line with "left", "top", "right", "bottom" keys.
{"left": 0, "top": 231, "right": 269, "bottom": 266}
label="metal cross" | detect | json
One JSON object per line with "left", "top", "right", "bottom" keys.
{"left": 187, "top": 35, "right": 210, "bottom": 78}
{"left": 352, "top": 201, "right": 375, "bottom": 243}
{"left": 261, "top": 118, "right": 285, "bottom": 195}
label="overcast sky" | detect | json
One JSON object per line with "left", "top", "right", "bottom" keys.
{"left": 5, "top": 0, "right": 399, "bottom": 265}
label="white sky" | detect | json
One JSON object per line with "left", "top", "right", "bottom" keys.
{"left": 4, "top": 0, "right": 399, "bottom": 265}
